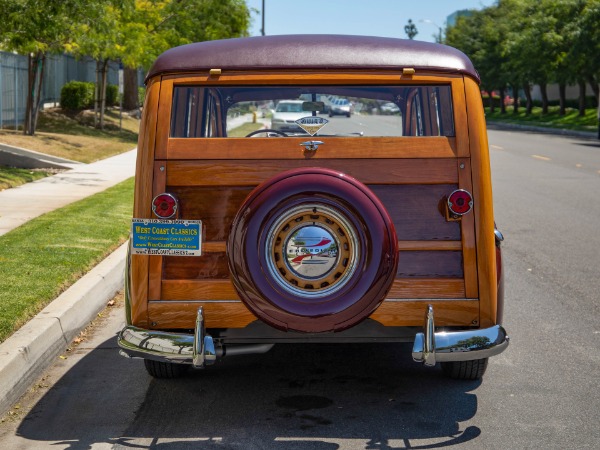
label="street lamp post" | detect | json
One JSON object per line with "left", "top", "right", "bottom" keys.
{"left": 420, "top": 19, "right": 443, "bottom": 44}
{"left": 261, "top": 0, "right": 265, "bottom": 36}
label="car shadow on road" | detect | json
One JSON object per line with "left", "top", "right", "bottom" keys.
{"left": 16, "top": 336, "right": 482, "bottom": 449}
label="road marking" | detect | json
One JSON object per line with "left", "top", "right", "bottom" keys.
{"left": 532, "top": 155, "right": 551, "bottom": 161}
{"left": 490, "top": 145, "right": 504, "bottom": 150}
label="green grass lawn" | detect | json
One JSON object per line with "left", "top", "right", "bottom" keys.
{"left": 485, "top": 106, "right": 598, "bottom": 133}
{"left": 0, "top": 167, "right": 50, "bottom": 191}
{"left": 0, "top": 108, "right": 139, "bottom": 163}
{"left": 0, "top": 177, "right": 133, "bottom": 343}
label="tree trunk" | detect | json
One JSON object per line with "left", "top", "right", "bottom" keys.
{"left": 578, "top": 80, "right": 586, "bottom": 116}
{"left": 559, "top": 83, "right": 566, "bottom": 115}
{"left": 99, "top": 59, "right": 109, "bottom": 130}
{"left": 587, "top": 75, "right": 599, "bottom": 107}
{"left": 94, "top": 60, "right": 101, "bottom": 128}
{"left": 539, "top": 83, "right": 549, "bottom": 114}
{"left": 30, "top": 53, "right": 46, "bottom": 134}
{"left": 512, "top": 84, "right": 519, "bottom": 114}
{"left": 23, "top": 51, "right": 46, "bottom": 136}
{"left": 488, "top": 88, "right": 495, "bottom": 113}
{"left": 123, "top": 67, "right": 139, "bottom": 110}
{"left": 523, "top": 82, "right": 532, "bottom": 115}
{"left": 499, "top": 87, "right": 507, "bottom": 114}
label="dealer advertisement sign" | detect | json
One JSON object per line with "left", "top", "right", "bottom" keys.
{"left": 131, "top": 219, "right": 202, "bottom": 256}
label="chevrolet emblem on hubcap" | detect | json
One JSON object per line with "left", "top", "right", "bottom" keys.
{"left": 266, "top": 204, "right": 359, "bottom": 299}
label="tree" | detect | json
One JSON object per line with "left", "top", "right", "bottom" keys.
{"left": 67, "top": 1, "right": 124, "bottom": 129}
{"left": 0, "top": 0, "right": 97, "bottom": 135}
{"left": 116, "top": 0, "right": 251, "bottom": 108}
{"left": 404, "top": 19, "right": 418, "bottom": 40}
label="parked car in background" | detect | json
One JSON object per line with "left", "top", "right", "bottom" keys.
{"left": 119, "top": 34, "right": 508, "bottom": 381}
{"left": 270, "top": 100, "right": 306, "bottom": 132}
{"left": 329, "top": 98, "right": 353, "bottom": 117}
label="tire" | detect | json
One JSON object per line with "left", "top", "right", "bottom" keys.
{"left": 228, "top": 168, "right": 398, "bottom": 333}
{"left": 144, "top": 359, "right": 189, "bottom": 379}
{"left": 441, "top": 358, "right": 488, "bottom": 380}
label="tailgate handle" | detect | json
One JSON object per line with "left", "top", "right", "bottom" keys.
{"left": 300, "top": 141, "right": 324, "bottom": 152}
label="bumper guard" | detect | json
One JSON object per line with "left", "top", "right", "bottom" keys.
{"left": 412, "top": 305, "right": 509, "bottom": 366}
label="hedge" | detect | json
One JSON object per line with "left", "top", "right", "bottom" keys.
{"left": 60, "top": 81, "right": 120, "bottom": 111}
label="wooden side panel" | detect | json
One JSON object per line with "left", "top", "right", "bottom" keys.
{"left": 465, "top": 77, "right": 497, "bottom": 326}
{"left": 130, "top": 79, "right": 161, "bottom": 328}
{"left": 458, "top": 158, "right": 479, "bottom": 298}
{"left": 146, "top": 299, "right": 478, "bottom": 329}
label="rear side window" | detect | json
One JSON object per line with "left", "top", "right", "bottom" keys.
{"left": 170, "top": 85, "right": 454, "bottom": 138}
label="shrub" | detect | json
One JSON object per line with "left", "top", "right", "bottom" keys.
{"left": 106, "top": 84, "right": 119, "bottom": 107}
{"left": 60, "top": 81, "right": 94, "bottom": 110}
{"left": 138, "top": 87, "right": 146, "bottom": 107}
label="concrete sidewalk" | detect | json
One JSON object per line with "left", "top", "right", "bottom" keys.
{"left": 0, "top": 149, "right": 137, "bottom": 236}
{"left": 0, "top": 148, "right": 136, "bottom": 415}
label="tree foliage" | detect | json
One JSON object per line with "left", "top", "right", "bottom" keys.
{"left": 445, "top": 0, "right": 600, "bottom": 116}
{"left": 0, "top": 0, "right": 251, "bottom": 134}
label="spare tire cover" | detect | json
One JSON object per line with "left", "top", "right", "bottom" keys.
{"left": 227, "top": 168, "right": 398, "bottom": 333}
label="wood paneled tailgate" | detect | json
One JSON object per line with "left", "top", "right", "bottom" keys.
{"left": 146, "top": 155, "right": 479, "bottom": 330}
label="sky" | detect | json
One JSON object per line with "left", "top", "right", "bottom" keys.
{"left": 246, "top": 0, "right": 496, "bottom": 43}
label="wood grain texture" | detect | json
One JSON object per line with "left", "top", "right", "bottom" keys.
{"left": 458, "top": 158, "right": 479, "bottom": 298}
{"left": 464, "top": 77, "right": 497, "bottom": 326}
{"left": 130, "top": 79, "right": 161, "bottom": 328}
{"left": 370, "top": 299, "right": 478, "bottom": 326}
{"left": 160, "top": 278, "right": 465, "bottom": 301}
{"left": 148, "top": 301, "right": 257, "bottom": 329}
{"left": 146, "top": 298, "right": 478, "bottom": 329}
{"left": 370, "top": 185, "right": 461, "bottom": 240}
{"left": 167, "top": 137, "right": 458, "bottom": 160}
{"left": 163, "top": 250, "right": 463, "bottom": 280}
{"left": 166, "top": 159, "right": 459, "bottom": 186}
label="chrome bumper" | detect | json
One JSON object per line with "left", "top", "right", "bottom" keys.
{"left": 118, "top": 307, "right": 217, "bottom": 367}
{"left": 118, "top": 305, "right": 508, "bottom": 368}
{"left": 118, "top": 307, "right": 274, "bottom": 367}
{"left": 412, "top": 305, "right": 509, "bottom": 366}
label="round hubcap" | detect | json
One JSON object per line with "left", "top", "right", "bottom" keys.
{"left": 266, "top": 204, "right": 359, "bottom": 299}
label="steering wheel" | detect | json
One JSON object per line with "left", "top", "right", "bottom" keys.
{"left": 245, "top": 129, "right": 289, "bottom": 137}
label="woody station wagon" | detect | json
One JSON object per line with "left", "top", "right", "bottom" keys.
{"left": 118, "top": 35, "right": 509, "bottom": 380}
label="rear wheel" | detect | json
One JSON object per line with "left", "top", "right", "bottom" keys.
{"left": 144, "top": 359, "right": 189, "bottom": 379}
{"left": 441, "top": 358, "right": 488, "bottom": 380}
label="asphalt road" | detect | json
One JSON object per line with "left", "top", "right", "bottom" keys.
{"left": 1, "top": 128, "right": 599, "bottom": 449}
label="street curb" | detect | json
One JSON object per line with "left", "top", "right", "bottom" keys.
{"left": 0, "top": 242, "right": 127, "bottom": 416}
{"left": 486, "top": 121, "right": 598, "bottom": 140}
{"left": 0, "top": 143, "right": 82, "bottom": 170}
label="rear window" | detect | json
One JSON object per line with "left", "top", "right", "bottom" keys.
{"left": 170, "top": 85, "right": 454, "bottom": 138}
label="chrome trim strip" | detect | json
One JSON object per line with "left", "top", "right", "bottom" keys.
{"left": 412, "top": 304, "right": 509, "bottom": 364}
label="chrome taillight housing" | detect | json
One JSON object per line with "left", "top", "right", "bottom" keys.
{"left": 152, "top": 193, "right": 178, "bottom": 219}
{"left": 447, "top": 189, "right": 473, "bottom": 216}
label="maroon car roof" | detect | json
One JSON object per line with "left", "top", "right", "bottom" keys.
{"left": 146, "top": 35, "right": 479, "bottom": 83}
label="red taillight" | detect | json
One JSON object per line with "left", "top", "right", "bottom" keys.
{"left": 447, "top": 189, "right": 473, "bottom": 215}
{"left": 152, "top": 193, "right": 178, "bottom": 219}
